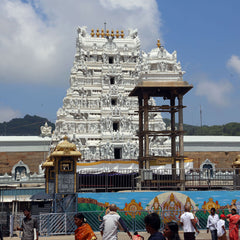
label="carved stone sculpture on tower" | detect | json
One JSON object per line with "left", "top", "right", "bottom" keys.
{"left": 41, "top": 122, "right": 52, "bottom": 137}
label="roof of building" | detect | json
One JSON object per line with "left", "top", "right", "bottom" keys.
{"left": 0, "top": 135, "right": 240, "bottom": 152}
{"left": 181, "top": 136, "right": 240, "bottom": 152}
{"left": 0, "top": 136, "right": 51, "bottom": 152}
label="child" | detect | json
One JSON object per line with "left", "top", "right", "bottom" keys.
{"left": 217, "top": 214, "right": 227, "bottom": 240}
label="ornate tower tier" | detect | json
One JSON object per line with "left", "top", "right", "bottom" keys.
{"left": 52, "top": 27, "right": 170, "bottom": 161}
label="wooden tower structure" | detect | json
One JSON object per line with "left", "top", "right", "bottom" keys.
{"left": 129, "top": 40, "right": 193, "bottom": 190}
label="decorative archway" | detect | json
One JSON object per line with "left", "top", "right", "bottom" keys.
{"left": 200, "top": 159, "right": 215, "bottom": 178}
{"left": 11, "top": 160, "right": 30, "bottom": 181}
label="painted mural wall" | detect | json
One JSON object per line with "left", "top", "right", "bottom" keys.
{"left": 77, "top": 191, "right": 240, "bottom": 228}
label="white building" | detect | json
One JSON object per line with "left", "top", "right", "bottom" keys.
{"left": 52, "top": 27, "right": 189, "bottom": 161}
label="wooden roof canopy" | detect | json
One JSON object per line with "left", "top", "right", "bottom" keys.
{"left": 129, "top": 81, "right": 193, "bottom": 98}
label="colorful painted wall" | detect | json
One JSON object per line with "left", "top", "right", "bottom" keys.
{"left": 77, "top": 191, "right": 240, "bottom": 228}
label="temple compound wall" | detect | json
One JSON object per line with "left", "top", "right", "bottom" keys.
{"left": 187, "top": 151, "right": 240, "bottom": 169}
{"left": 0, "top": 136, "right": 240, "bottom": 176}
{"left": 0, "top": 151, "right": 45, "bottom": 174}
{"left": 0, "top": 136, "right": 50, "bottom": 186}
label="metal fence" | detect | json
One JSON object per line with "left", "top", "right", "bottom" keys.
{"left": 77, "top": 168, "right": 238, "bottom": 192}
{"left": 10, "top": 209, "right": 230, "bottom": 236}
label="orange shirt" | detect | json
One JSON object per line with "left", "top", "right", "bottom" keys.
{"left": 75, "top": 223, "right": 97, "bottom": 240}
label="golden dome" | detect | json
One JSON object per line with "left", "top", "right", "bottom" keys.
{"left": 50, "top": 136, "right": 82, "bottom": 157}
{"left": 56, "top": 136, "right": 76, "bottom": 151}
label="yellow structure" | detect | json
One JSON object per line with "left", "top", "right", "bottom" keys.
{"left": 90, "top": 28, "right": 125, "bottom": 38}
{"left": 233, "top": 154, "right": 240, "bottom": 167}
{"left": 42, "top": 136, "right": 81, "bottom": 194}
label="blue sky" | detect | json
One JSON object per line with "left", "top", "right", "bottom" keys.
{"left": 0, "top": 0, "right": 239, "bottom": 126}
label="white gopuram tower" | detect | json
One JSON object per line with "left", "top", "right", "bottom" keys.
{"left": 52, "top": 27, "right": 171, "bottom": 161}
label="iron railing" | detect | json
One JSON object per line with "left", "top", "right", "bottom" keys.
{"left": 10, "top": 209, "right": 230, "bottom": 236}
{"left": 77, "top": 168, "right": 238, "bottom": 192}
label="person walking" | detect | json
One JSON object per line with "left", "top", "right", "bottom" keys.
{"left": 74, "top": 213, "right": 97, "bottom": 240}
{"left": 17, "top": 208, "right": 38, "bottom": 240}
{"left": 163, "top": 221, "right": 180, "bottom": 240}
{"left": 144, "top": 213, "right": 165, "bottom": 240}
{"left": 180, "top": 205, "right": 199, "bottom": 240}
{"left": 227, "top": 208, "right": 240, "bottom": 240}
{"left": 99, "top": 203, "right": 132, "bottom": 239}
{"left": 207, "top": 207, "right": 219, "bottom": 240}
{"left": 217, "top": 214, "right": 227, "bottom": 240}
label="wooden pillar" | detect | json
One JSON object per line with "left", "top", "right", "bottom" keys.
{"left": 178, "top": 94, "right": 185, "bottom": 190}
{"left": 138, "top": 96, "right": 144, "bottom": 169}
{"left": 143, "top": 93, "right": 149, "bottom": 169}
{"left": 170, "top": 95, "right": 176, "bottom": 179}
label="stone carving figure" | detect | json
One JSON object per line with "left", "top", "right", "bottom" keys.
{"left": 16, "top": 170, "right": 20, "bottom": 180}
{"left": 40, "top": 122, "right": 52, "bottom": 137}
{"left": 20, "top": 168, "right": 27, "bottom": 179}
{"left": 77, "top": 26, "right": 87, "bottom": 37}
{"left": 174, "top": 62, "right": 182, "bottom": 72}
{"left": 128, "top": 28, "right": 138, "bottom": 39}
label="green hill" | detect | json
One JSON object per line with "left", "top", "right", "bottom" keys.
{"left": 163, "top": 118, "right": 240, "bottom": 136}
{"left": 0, "top": 115, "right": 239, "bottom": 136}
{"left": 0, "top": 115, "right": 55, "bottom": 136}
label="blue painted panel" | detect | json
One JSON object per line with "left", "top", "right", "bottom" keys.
{"left": 77, "top": 191, "right": 240, "bottom": 211}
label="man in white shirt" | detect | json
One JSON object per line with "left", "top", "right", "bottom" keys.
{"left": 207, "top": 208, "right": 219, "bottom": 240}
{"left": 180, "top": 205, "right": 199, "bottom": 240}
{"left": 99, "top": 204, "right": 132, "bottom": 240}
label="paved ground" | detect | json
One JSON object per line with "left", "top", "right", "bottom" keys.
{"left": 5, "top": 230, "right": 229, "bottom": 240}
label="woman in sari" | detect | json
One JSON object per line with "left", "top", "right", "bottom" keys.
{"left": 227, "top": 208, "right": 240, "bottom": 240}
{"left": 74, "top": 213, "right": 97, "bottom": 240}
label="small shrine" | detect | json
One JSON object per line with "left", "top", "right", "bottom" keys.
{"left": 42, "top": 136, "right": 81, "bottom": 194}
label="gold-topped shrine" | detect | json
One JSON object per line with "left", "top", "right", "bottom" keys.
{"left": 42, "top": 136, "right": 81, "bottom": 194}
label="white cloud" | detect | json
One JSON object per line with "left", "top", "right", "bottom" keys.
{"left": 195, "top": 78, "right": 233, "bottom": 107}
{"left": 100, "top": 0, "right": 151, "bottom": 10}
{"left": 227, "top": 55, "right": 240, "bottom": 76}
{"left": 0, "top": 0, "right": 62, "bottom": 85}
{"left": 0, "top": 105, "right": 21, "bottom": 123}
{"left": 0, "top": 0, "right": 162, "bottom": 85}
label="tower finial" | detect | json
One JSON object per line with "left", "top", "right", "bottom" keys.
{"left": 104, "top": 22, "right": 106, "bottom": 33}
{"left": 91, "top": 29, "right": 95, "bottom": 37}
{"left": 157, "top": 39, "right": 161, "bottom": 48}
{"left": 120, "top": 30, "right": 124, "bottom": 38}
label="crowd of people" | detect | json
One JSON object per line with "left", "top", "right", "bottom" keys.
{"left": 206, "top": 207, "right": 240, "bottom": 240}
{"left": 17, "top": 205, "right": 240, "bottom": 240}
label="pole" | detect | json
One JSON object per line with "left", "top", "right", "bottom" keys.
{"left": 143, "top": 93, "right": 149, "bottom": 169}
{"left": 138, "top": 96, "right": 143, "bottom": 169}
{"left": 170, "top": 95, "right": 176, "bottom": 181}
{"left": 178, "top": 95, "right": 185, "bottom": 190}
